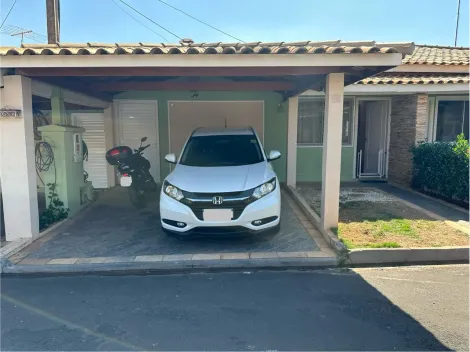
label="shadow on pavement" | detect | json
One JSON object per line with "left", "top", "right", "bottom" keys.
{"left": 1, "top": 270, "right": 451, "bottom": 351}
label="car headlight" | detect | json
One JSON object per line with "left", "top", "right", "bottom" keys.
{"left": 163, "top": 181, "right": 184, "bottom": 201}
{"left": 253, "top": 178, "right": 276, "bottom": 199}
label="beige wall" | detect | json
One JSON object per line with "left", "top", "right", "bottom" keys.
{"left": 168, "top": 101, "right": 264, "bottom": 158}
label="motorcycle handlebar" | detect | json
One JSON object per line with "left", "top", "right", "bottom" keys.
{"left": 135, "top": 144, "right": 150, "bottom": 153}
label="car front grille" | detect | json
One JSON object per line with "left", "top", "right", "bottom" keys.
{"left": 180, "top": 188, "right": 256, "bottom": 221}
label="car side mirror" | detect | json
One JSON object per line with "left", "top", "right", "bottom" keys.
{"left": 141, "top": 137, "right": 147, "bottom": 142}
{"left": 267, "top": 150, "right": 281, "bottom": 161}
{"left": 165, "top": 153, "right": 177, "bottom": 164}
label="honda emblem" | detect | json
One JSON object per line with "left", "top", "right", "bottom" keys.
{"left": 212, "top": 196, "right": 223, "bottom": 205}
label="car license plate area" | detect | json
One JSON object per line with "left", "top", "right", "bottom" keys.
{"left": 203, "top": 209, "right": 233, "bottom": 221}
{"left": 120, "top": 176, "right": 132, "bottom": 187}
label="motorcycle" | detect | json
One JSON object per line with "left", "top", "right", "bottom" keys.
{"left": 105, "top": 137, "right": 157, "bottom": 208}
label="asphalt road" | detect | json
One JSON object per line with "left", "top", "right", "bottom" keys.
{"left": 1, "top": 265, "right": 468, "bottom": 351}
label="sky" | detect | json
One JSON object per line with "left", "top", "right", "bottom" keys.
{"left": 0, "top": 0, "right": 469, "bottom": 47}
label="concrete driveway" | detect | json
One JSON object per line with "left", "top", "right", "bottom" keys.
{"left": 11, "top": 187, "right": 329, "bottom": 264}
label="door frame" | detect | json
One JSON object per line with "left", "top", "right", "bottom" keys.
{"left": 353, "top": 97, "right": 391, "bottom": 179}
{"left": 113, "top": 99, "right": 160, "bottom": 183}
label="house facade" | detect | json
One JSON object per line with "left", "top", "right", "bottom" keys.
{"left": 0, "top": 39, "right": 412, "bottom": 241}
{"left": 296, "top": 45, "right": 469, "bottom": 186}
{"left": 1, "top": 40, "right": 468, "bottom": 242}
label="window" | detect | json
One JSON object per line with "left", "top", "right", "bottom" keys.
{"left": 180, "top": 135, "right": 264, "bottom": 167}
{"left": 435, "top": 100, "right": 469, "bottom": 142}
{"left": 297, "top": 97, "right": 354, "bottom": 145}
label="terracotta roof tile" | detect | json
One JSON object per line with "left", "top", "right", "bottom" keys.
{"left": 356, "top": 72, "right": 470, "bottom": 85}
{"left": 0, "top": 40, "right": 414, "bottom": 56}
{"left": 403, "top": 45, "right": 469, "bottom": 65}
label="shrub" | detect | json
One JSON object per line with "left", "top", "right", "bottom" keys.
{"left": 411, "top": 134, "right": 469, "bottom": 204}
{"left": 39, "top": 183, "right": 69, "bottom": 230}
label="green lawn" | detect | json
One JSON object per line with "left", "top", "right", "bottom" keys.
{"left": 299, "top": 187, "right": 469, "bottom": 249}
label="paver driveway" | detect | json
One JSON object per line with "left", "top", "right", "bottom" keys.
{"left": 22, "top": 187, "right": 321, "bottom": 259}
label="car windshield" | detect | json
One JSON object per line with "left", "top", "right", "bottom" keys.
{"left": 179, "top": 134, "right": 264, "bottom": 167}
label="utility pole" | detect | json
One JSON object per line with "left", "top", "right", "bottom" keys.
{"left": 454, "top": 0, "right": 461, "bottom": 46}
{"left": 11, "top": 30, "right": 32, "bottom": 45}
{"left": 46, "top": 0, "right": 60, "bottom": 44}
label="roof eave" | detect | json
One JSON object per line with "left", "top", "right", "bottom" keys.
{"left": 0, "top": 52, "right": 404, "bottom": 69}
{"left": 345, "top": 83, "right": 469, "bottom": 94}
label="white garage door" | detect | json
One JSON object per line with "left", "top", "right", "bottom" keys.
{"left": 72, "top": 113, "right": 109, "bottom": 189}
{"left": 116, "top": 100, "right": 160, "bottom": 182}
{"left": 168, "top": 101, "right": 264, "bottom": 157}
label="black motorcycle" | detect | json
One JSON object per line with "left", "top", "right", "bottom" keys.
{"left": 106, "top": 137, "right": 157, "bottom": 208}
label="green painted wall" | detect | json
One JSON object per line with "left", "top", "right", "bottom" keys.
{"left": 115, "top": 91, "right": 288, "bottom": 182}
{"left": 38, "top": 125, "right": 86, "bottom": 215}
{"left": 114, "top": 90, "right": 358, "bottom": 183}
{"left": 296, "top": 147, "right": 355, "bottom": 182}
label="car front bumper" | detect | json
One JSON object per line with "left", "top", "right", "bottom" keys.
{"left": 159, "top": 187, "right": 281, "bottom": 235}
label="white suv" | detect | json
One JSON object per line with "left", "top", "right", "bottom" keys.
{"left": 160, "top": 127, "right": 281, "bottom": 236}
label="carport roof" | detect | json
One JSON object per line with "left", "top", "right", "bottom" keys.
{"left": 0, "top": 40, "right": 414, "bottom": 56}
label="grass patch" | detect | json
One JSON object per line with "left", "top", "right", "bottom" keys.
{"left": 299, "top": 187, "right": 469, "bottom": 249}
{"left": 337, "top": 210, "right": 469, "bottom": 249}
{"left": 367, "top": 242, "right": 401, "bottom": 248}
{"left": 367, "top": 219, "right": 417, "bottom": 238}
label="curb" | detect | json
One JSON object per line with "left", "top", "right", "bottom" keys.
{"left": 348, "top": 247, "right": 469, "bottom": 265}
{"left": 1, "top": 257, "right": 338, "bottom": 276}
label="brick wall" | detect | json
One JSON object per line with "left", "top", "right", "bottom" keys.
{"left": 388, "top": 94, "right": 428, "bottom": 186}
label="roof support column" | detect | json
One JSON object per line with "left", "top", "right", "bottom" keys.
{"left": 320, "top": 73, "right": 344, "bottom": 231}
{"left": 287, "top": 96, "right": 299, "bottom": 187}
{"left": 0, "top": 75, "right": 39, "bottom": 240}
{"left": 51, "top": 86, "right": 66, "bottom": 124}
{"left": 104, "top": 105, "right": 116, "bottom": 188}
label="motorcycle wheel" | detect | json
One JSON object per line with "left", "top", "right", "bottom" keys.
{"left": 128, "top": 185, "right": 147, "bottom": 209}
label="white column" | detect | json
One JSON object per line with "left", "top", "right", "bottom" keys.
{"left": 287, "top": 96, "right": 299, "bottom": 187}
{"left": 321, "top": 73, "right": 344, "bottom": 231}
{"left": 103, "top": 105, "right": 116, "bottom": 187}
{"left": 0, "top": 75, "right": 39, "bottom": 240}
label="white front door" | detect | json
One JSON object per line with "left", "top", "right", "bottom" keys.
{"left": 72, "top": 113, "right": 109, "bottom": 188}
{"left": 357, "top": 100, "right": 388, "bottom": 178}
{"left": 116, "top": 101, "right": 160, "bottom": 183}
{"left": 364, "top": 101, "right": 386, "bottom": 174}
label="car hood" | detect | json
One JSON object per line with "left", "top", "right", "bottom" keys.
{"left": 166, "top": 162, "right": 274, "bottom": 192}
